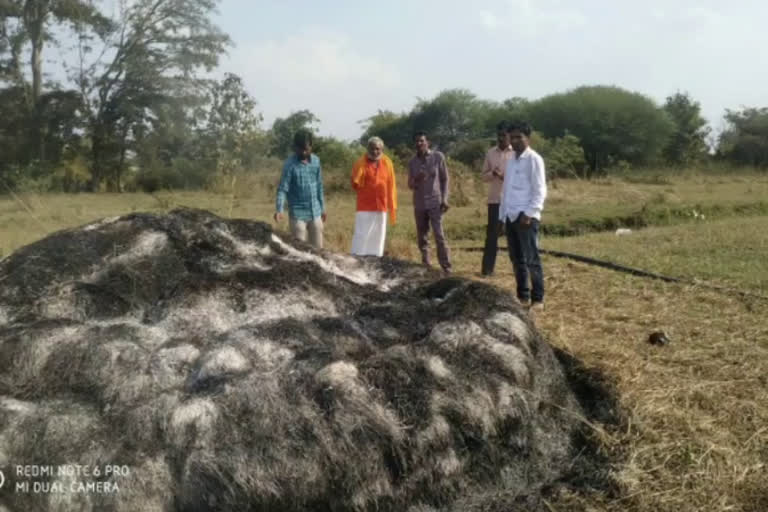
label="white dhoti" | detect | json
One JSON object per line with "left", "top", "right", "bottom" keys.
{"left": 351, "top": 211, "right": 388, "bottom": 257}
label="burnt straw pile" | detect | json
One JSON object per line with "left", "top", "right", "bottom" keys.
{"left": 0, "top": 208, "right": 617, "bottom": 511}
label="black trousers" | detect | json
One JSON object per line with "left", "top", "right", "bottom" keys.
{"left": 481, "top": 203, "right": 502, "bottom": 275}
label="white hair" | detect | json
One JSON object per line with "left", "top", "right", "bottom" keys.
{"left": 367, "top": 136, "right": 384, "bottom": 148}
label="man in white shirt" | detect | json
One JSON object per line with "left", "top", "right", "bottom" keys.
{"left": 498, "top": 121, "right": 547, "bottom": 311}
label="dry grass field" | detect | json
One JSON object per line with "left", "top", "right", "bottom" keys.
{"left": 1, "top": 170, "right": 766, "bottom": 511}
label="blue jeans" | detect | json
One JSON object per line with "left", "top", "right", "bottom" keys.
{"left": 505, "top": 213, "right": 544, "bottom": 303}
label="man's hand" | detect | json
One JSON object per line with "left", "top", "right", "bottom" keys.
{"left": 520, "top": 213, "right": 532, "bottom": 227}
{"left": 321, "top": 212, "right": 327, "bottom": 223}
{"left": 273, "top": 212, "right": 284, "bottom": 223}
{"left": 440, "top": 202, "right": 450, "bottom": 214}
{"left": 492, "top": 167, "right": 503, "bottom": 180}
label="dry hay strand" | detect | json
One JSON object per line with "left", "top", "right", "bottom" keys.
{"left": 0, "top": 208, "right": 620, "bottom": 511}
{"left": 531, "top": 255, "right": 768, "bottom": 512}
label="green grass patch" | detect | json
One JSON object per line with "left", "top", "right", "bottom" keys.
{"left": 541, "top": 215, "right": 768, "bottom": 292}
{"left": 542, "top": 200, "right": 768, "bottom": 236}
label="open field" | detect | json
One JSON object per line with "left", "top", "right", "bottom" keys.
{"left": 458, "top": 235, "right": 768, "bottom": 511}
{"left": 542, "top": 216, "right": 768, "bottom": 293}
{"left": 4, "top": 170, "right": 768, "bottom": 258}
{"left": 1, "top": 172, "right": 767, "bottom": 511}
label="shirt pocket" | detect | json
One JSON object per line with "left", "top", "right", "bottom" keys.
{"left": 293, "top": 172, "right": 313, "bottom": 197}
{"left": 509, "top": 168, "right": 528, "bottom": 191}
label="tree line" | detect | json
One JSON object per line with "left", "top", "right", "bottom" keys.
{"left": 1, "top": 0, "right": 767, "bottom": 194}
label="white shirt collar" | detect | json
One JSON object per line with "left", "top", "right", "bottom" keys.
{"left": 515, "top": 147, "right": 532, "bottom": 159}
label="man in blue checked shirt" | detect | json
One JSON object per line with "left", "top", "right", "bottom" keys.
{"left": 273, "top": 130, "right": 327, "bottom": 249}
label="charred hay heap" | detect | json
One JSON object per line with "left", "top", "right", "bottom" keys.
{"left": 0, "top": 208, "right": 606, "bottom": 511}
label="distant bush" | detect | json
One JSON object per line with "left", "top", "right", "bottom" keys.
{"left": 50, "top": 155, "right": 92, "bottom": 192}
{"left": 717, "top": 107, "right": 768, "bottom": 167}
{"left": 450, "top": 138, "right": 493, "bottom": 169}
{"left": 391, "top": 143, "right": 415, "bottom": 166}
{"left": 446, "top": 157, "right": 478, "bottom": 207}
{"left": 529, "top": 85, "right": 675, "bottom": 172}
{"left": 2, "top": 163, "right": 51, "bottom": 192}
{"left": 134, "top": 167, "right": 181, "bottom": 193}
{"left": 241, "top": 155, "right": 285, "bottom": 174}
{"left": 536, "top": 134, "right": 588, "bottom": 179}
{"left": 134, "top": 156, "right": 223, "bottom": 193}
{"left": 621, "top": 173, "right": 674, "bottom": 185}
{"left": 314, "top": 138, "right": 361, "bottom": 170}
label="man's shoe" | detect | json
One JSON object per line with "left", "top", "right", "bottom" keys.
{"left": 529, "top": 301, "right": 545, "bottom": 314}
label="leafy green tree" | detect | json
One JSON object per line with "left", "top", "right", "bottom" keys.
{"left": 0, "top": 84, "right": 84, "bottom": 184}
{"left": 269, "top": 109, "right": 319, "bottom": 157}
{"left": 0, "top": 86, "right": 32, "bottom": 173}
{"left": 717, "top": 107, "right": 768, "bottom": 167}
{"left": 537, "top": 133, "right": 587, "bottom": 178}
{"left": 528, "top": 85, "right": 675, "bottom": 173}
{"left": 483, "top": 97, "right": 531, "bottom": 134}
{"left": 409, "top": 89, "right": 492, "bottom": 152}
{"left": 358, "top": 109, "right": 411, "bottom": 148}
{"left": 72, "top": 0, "right": 231, "bottom": 190}
{"left": 662, "top": 92, "right": 710, "bottom": 166}
{"left": 360, "top": 90, "right": 497, "bottom": 154}
{"left": 131, "top": 97, "right": 206, "bottom": 191}
{"left": 0, "top": 0, "right": 111, "bottom": 163}
{"left": 0, "top": 1, "right": 110, "bottom": 103}
{"left": 201, "top": 72, "right": 263, "bottom": 174}
{"left": 314, "top": 137, "right": 360, "bottom": 170}
{"left": 449, "top": 138, "right": 492, "bottom": 168}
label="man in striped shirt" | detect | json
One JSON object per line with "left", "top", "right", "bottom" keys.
{"left": 274, "top": 130, "right": 327, "bottom": 249}
{"left": 480, "top": 121, "right": 515, "bottom": 276}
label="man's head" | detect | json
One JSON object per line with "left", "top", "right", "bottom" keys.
{"left": 413, "top": 131, "right": 429, "bottom": 155}
{"left": 367, "top": 136, "right": 384, "bottom": 161}
{"left": 293, "top": 130, "right": 313, "bottom": 160}
{"left": 496, "top": 121, "right": 511, "bottom": 149}
{"left": 507, "top": 121, "right": 532, "bottom": 153}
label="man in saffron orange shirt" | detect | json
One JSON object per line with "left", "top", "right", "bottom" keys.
{"left": 350, "top": 136, "right": 397, "bottom": 257}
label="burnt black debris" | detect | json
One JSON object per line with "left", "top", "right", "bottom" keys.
{"left": 0, "top": 208, "right": 616, "bottom": 511}
{"left": 648, "top": 331, "right": 671, "bottom": 346}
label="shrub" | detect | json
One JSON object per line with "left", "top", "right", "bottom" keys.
{"left": 450, "top": 138, "right": 493, "bottom": 169}
{"left": 315, "top": 138, "right": 361, "bottom": 171}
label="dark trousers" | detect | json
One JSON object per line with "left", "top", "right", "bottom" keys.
{"left": 505, "top": 213, "right": 544, "bottom": 303}
{"left": 415, "top": 207, "right": 451, "bottom": 271}
{"left": 481, "top": 203, "right": 502, "bottom": 275}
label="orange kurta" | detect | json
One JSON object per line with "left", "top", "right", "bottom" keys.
{"left": 351, "top": 154, "right": 397, "bottom": 223}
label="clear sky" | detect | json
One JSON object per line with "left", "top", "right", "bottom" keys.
{"left": 214, "top": 0, "right": 768, "bottom": 141}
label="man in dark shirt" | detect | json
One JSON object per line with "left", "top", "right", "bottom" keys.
{"left": 407, "top": 132, "right": 452, "bottom": 274}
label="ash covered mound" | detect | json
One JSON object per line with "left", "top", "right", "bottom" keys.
{"left": 0, "top": 208, "right": 611, "bottom": 511}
